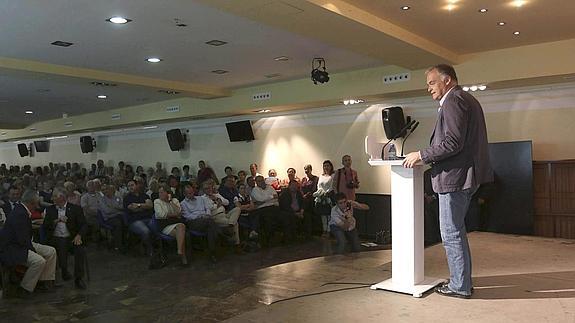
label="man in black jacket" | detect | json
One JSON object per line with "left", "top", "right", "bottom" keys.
{"left": 1, "top": 186, "right": 21, "bottom": 217}
{"left": 0, "top": 189, "right": 57, "bottom": 297}
{"left": 44, "top": 188, "right": 88, "bottom": 289}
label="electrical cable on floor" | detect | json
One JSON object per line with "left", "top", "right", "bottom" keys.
{"left": 320, "top": 282, "right": 376, "bottom": 287}
{"left": 267, "top": 284, "right": 376, "bottom": 305}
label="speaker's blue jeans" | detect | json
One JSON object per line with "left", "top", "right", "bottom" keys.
{"left": 438, "top": 188, "right": 476, "bottom": 295}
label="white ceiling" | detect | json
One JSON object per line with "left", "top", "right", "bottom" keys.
{"left": 0, "top": 0, "right": 381, "bottom": 126}
{"left": 1, "top": 0, "right": 574, "bottom": 130}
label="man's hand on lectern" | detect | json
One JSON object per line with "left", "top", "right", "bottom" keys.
{"left": 402, "top": 151, "right": 421, "bottom": 168}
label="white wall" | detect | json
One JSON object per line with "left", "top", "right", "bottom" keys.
{"left": 2, "top": 82, "right": 575, "bottom": 194}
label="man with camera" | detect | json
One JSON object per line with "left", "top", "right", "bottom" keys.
{"left": 329, "top": 192, "right": 369, "bottom": 254}
{"left": 334, "top": 155, "right": 360, "bottom": 201}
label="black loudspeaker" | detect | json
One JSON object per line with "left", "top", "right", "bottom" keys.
{"left": 80, "top": 136, "right": 95, "bottom": 153}
{"left": 382, "top": 106, "right": 407, "bottom": 139}
{"left": 166, "top": 129, "right": 186, "bottom": 151}
{"left": 17, "top": 143, "right": 29, "bottom": 157}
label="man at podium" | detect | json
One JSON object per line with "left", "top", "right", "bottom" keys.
{"left": 403, "top": 64, "right": 493, "bottom": 299}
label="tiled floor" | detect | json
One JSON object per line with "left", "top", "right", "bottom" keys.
{"left": 2, "top": 233, "right": 575, "bottom": 323}
{"left": 0, "top": 235, "right": 387, "bottom": 322}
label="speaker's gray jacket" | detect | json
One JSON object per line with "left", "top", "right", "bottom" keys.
{"left": 420, "top": 86, "right": 494, "bottom": 194}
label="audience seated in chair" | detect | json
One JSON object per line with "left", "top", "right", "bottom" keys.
{"left": 180, "top": 183, "right": 219, "bottom": 263}
{"left": 203, "top": 181, "right": 242, "bottom": 251}
{"left": 97, "top": 184, "right": 125, "bottom": 251}
{"left": 123, "top": 179, "right": 154, "bottom": 257}
{"left": 251, "top": 175, "right": 292, "bottom": 245}
{"left": 153, "top": 184, "right": 187, "bottom": 266}
{"left": 0, "top": 190, "right": 57, "bottom": 298}
{"left": 43, "top": 188, "right": 88, "bottom": 289}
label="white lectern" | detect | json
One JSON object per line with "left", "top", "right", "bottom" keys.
{"left": 365, "top": 136, "right": 444, "bottom": 297}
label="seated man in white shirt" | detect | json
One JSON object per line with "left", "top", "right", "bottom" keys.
{"left": 180, "top": 183, "right": 219, "bottom": 262}
{"left": 250, "top": 175, "right": 293, "bottom": 245}
{"left": 329, "top": 192, "right": 370, "bottom": 254}
{"left": 202, "top": 181, "right": 242, "bottom": 250}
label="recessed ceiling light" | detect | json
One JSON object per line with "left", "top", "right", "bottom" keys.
{"left": 265, "top": 73, "right": 282, "bottom": 78}
{"left": 146, "top": 57, "right": 162, "bottom": 63}
{"left": 512, "top": 0, "right": 526, "bottom": 7}
{"left": 158, "top": 90, "right": 180, "bottom": 95}
{"left": 470, "top": 86, "right": 478, "bottom": 91}
{"left": 401, "top": 6, "right": 410, "bottom": 10}
{"left": 498, "top": 22, "right": 506, "bottom": 26}
{"left": 478, "top": 85, "right": 487, "bottom": 91}
{"left": 462, "top": 86, "right": 470, "bottom": 91}
{"left": 444, "top": 4, "right": 457, "bottom": 11}
{"left": 211, "top": 69, "right": 229, "bottom": 74}
{"left": 342, "top": 99, "right": 365, "bottom": 105}
{"left": 479, "top": 8, "right": 488, "bottom": 13}
{"left": 90, "top": 81, "right": 117, "bottom": 87}
{"left": 107, "top": 16, "right": 131, "bottom": 24}
{"left": 274, "top": 56, "right": 289, "bottom": 61}
{"left": 513, "top": 31, "right": 520, "bottom": 35}
{"left": 25, "top": 110, "right": 34, "bottom": 114}
{"left": 205, "top": 40, "right": 228, "bottom": 46}
{"left": 97, "top": 95, "right": 107, "bottom": 99}
{"left": 51, "top": 40, "right": 74, "bottom": 47}
{"left": 256, "top": 109, "right": 271, "bottom": 113}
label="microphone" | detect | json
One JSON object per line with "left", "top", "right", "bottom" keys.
{"left": 381, "top": 120, "right": 416, "bottom": 160}
{"left": 400, "top": 121, "right": 420, "bottom": 156}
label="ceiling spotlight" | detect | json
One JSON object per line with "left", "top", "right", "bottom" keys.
{"left": 257, "top": 109, "right": 271, "bottom": 113}
{"left": 470, "top": 85, "right": 478, "bottom": 91}
{"left": 498, "top": 22, "right": 506, "bottom": 26}
{"left": 158, "top": 90, "right": 180, "bottom": 95}
{"left": 25, "top": 110, "right": 34, "bottom": 114}
{"left": 462, "top": 86, "right": 470, "bottom": 92}
{"left": 478, "top": 85, "right": 487, "bottom": 91}
{"left": 51, "top": 40, "right": 74, "bottom": 47}
{"left": 311, "top": 58, "right": 330, "bottom": 85}
{"left": 513, "top": 31, "right": 520, "bottom": 35}
{"left": 107, "top": 16, "right": 131, "bottom": 24}
{"left": 97, "top": 95, "right": 107, "bottom": 99}
{"left": 342, "top": 99, "right": 365, "bottom": 105}
{"left": 512, "top": 0, "right": 526, "bottom": 7}
{"left": 205, "top": 40, "right": 228, "bottom": 46}
{"left": 479, "top": 8, "right": 488, "bottom": 13}
{"left": 146, "top": 57, "right": 162, "bottom": 63}
{"left": 401, "top": 6, "right": 410, "bottom": 10}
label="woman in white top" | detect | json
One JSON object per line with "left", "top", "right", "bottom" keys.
{"left": 313, "top": 160, "right": 336, "bottom": 235}
{"left": 154, "top": 184, "right": 187, "bottom": 266}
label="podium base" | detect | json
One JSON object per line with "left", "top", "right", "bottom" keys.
{"left": 370, "top": 277, "right": 446, "bottom": 298}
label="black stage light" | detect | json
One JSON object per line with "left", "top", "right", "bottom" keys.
{"left": 311, "top": 58, "right": 330, "bottom": 84}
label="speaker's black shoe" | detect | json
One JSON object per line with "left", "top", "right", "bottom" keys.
{"left": 434, "top": 285, "right": 471, "bottom": 299}
{"left": 440, "top": 280, "right": 474, "bottom": 293}
{"left": 75, "top": 278, "right": 87, "bottom": 290}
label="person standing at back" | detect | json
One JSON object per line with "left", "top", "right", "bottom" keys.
{"left": 403, "top": 64, "right": 493, "bottom": 299}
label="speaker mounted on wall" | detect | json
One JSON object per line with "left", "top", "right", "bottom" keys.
{"left": 17, "top": 143, "right": 29, "bottom": 157}
{"left": 80, "top": 136, "right": 96, "bottom": 153}
{"left": 166, "top": 129, "right": 186, "bottom": 151}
